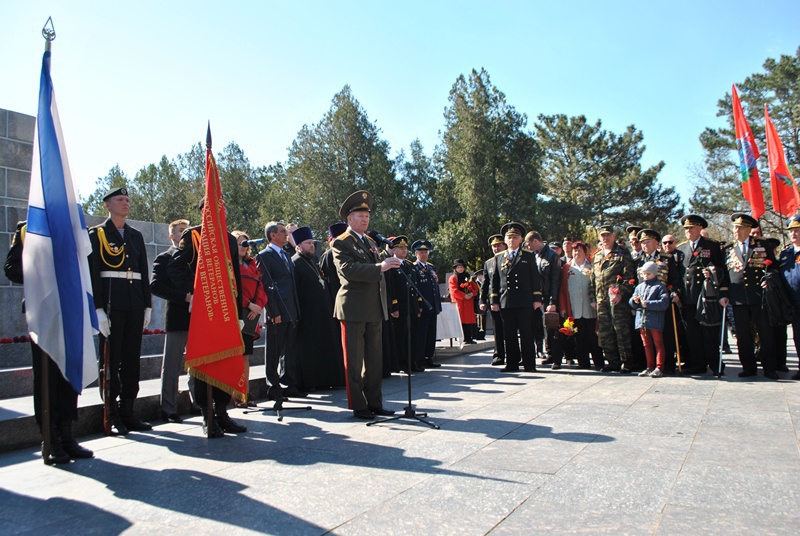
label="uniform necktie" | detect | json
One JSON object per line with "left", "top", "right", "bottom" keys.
{"left": 281, "top": 249, "right": 291, "bottom": 269}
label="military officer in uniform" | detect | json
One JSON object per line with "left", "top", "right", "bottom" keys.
{"left": 778, "top": 215, "right": 800, "bottom": 380}
{"left": 627, "top": 225, "right": 643, "bottom": 260}
{"left": 489, "top": 223, "right": 543, "bottom": 372}
{"left": 592, "top": 224, "right": 637, "bottom": 373}
{"left": 388, "top": 236, "right": 423, "bottom": 373}
{"left": 332, "top": 190, "right": 400, "bottom": 419}
{"left": 412, "top": 239, "right": 443, "bottom": 369}
{"left": 676, "top": 214, "right": 729, "bottom": 375}
{"left": 636, "top": 229, "right": 684, "bottom": 373}
{"left": 480, "top": 234, "right": 507, "bottom": 366}
{"left": 87, "top": 187, "right": 153, "bottom": 434}
{"left": 725, "top": 213, "right": 778, "bottom": 379}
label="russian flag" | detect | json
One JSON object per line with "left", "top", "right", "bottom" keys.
{"left": 23, "top": 49, "right": 98, "bottom": 393}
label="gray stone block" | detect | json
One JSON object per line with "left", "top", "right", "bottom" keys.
{"left": 6, "top": 205, "right": 26, "bottom": 232}
{"left": 130, "top": 219, "right": 154, "bottom": 244}
{"left": 5, "top": 169, "right": 30, "bottom": 200}
{"left": 6, "top": 111, "right": 35, "bottom": 143}
{"left": 495, "top": 500, "right": 660, "bottom": 535}
{"left": 0, "top": 109, "right": 7, "bottom": 137}
{"left": 0, "top": 237, "right": 8, "bottom": 285}
{"left": 85, "top": 214, "right": 106, "bottom": 227}
{"left": 0, "top": 139, "right": 33, "bottom": 171}
{"left": 656, "top": 504, "right": 800, "bottom": 535}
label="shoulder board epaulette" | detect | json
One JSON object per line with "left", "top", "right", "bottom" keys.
{"left": 707, "top": 238, "right": 720, "bottom": 244}
{"left": 365, "top": 235, "right": 376, "bottom": 244}
{"left": 428, "top": 263, "right": 435, "bottom": 268}
{"left": 590, "top": 248, "right": 601, "bottom": 257}
{"left": 676, "top": 241, "right": 688, "bottom": 247}
{"left": 336, "top": 231, "right": 352, "bottom": 241}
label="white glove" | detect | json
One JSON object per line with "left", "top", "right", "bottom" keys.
{"left": 143, "top": 307, "right": 152, "bottom": 328}
{"left": 96, "top": 308, "right": 110, "bottom": 337}
{"left": 239, "top": 319, "right": 245, "bottom": 331}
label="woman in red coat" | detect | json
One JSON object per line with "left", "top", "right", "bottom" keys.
{"left": 449, "top": 259, "right": 480, "bottom": 344}
{"left": 233, "top": 231, "right": 268, "bottom": 407}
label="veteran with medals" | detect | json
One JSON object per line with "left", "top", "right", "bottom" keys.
{"left": 332, "top": 191, "right": 400, "bottom": 419}
{"left": 87, "top": 187, "right": 152, "bottom": 434}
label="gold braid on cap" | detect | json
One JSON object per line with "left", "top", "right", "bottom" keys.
{"left": 96, "top": 227, "right": 125, "bottom": 268}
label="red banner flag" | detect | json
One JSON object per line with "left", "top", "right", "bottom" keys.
{"left": 764, "top": 105, "right": 800, "bottom": 217}
{"left": 185, "top": 142, "right": 247, "bottom": 402}
{"left": 731, "top": 84, "right": 766, "bottom": 220}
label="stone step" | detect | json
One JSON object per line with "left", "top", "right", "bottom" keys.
{"left": 0, "top": 338, "right": 496, "bottom": 453}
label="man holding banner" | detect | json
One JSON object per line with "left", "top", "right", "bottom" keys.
{"left": 168, "top": 132, "right": 247, "bottom": 438}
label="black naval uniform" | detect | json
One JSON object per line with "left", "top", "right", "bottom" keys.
{"left": 676, "top": 236, "right": 728, "bottom": 374}
{"left": 489, "top": 248, "right": 543, "bottom": 371}
{"left": 389, "top": 259, "right": 423, "bottom": 372}
{"left": 726, "top": 235, "right": 778, "bottom": 378}
{"left": 480, "top": 256, "right": 505, "bottom": 364}
{"left": 88, "top": 218, "right": 151, "bottom": 425}
{"left": 414, "top": 260, "right": 442, "bottom": 368}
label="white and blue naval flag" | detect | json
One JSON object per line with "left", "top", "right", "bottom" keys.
{"left": 23, "top": 50, "right": 98, "bottom": 393}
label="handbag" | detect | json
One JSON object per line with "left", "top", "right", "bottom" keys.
{"left": 241, "top": 314, "right": 260, "bottom": 337}
{"left": 544, "top": 311, "right": 560, "bottom": 330}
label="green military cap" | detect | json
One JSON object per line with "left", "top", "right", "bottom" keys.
{"left": 597, "top": 224, "right": 614, "bottom": 235}
{"left": 339, "top": 190, "right": 373, "bottom": 220}
{"left": 501, "top": 222, "right": 526, "bottom": 237}
{"left": 488, "top": 234, "right": 504, "bottom": 247}
{"left": 637, "top": 228, "right": 661, "bottom": 242}
{"left": 626, "top": 225, "right": 643, "bottom": 237}
{"left": 411, "top": 239, "right": 432, "bottom": 251}
{"left": 680, "top": 214, "right": 708, "bottom": 228}
{"left": 731, "top": 213, "right": 758, "bottom": 228}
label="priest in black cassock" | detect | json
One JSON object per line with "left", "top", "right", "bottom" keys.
{"left": 291, "top": 226, "right": 345, "bottom": 391}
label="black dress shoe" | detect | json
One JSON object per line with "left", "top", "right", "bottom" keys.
{"left": 424, "top": 359, "right": 441, "bottom": 368}
{"left": 491, "top": 356, "right": 504, "bottom": 366}
{"left": 60, "top": 440, "right": 94, "bottom": 459}
{"left": 551, "top": 363, "right": 561, "bottom": 370}
{"left": 43, "top": 443, "right": 71, "bottom": 465}
{"left": 738, "top": 371, "right": 757, "bottom": 378}
{"left": 619, "top": 367, "right": 632, "bottom": 374}
{"left": 524, "top": 366, "right": 538, "bottom": 372}
{"left": 109, "top": 416, "right": 129, "bottom": 436}
{"left": 161, "top": 411, "right": 183, "bottom": 424}
{"left": 189, "top": 404, "right": 203, "bottom": 416}
{"left": 764, "top": 371, "right": 779, "bottom": 380}
{"left": 541, "top": 357, "right": 554, "bottom": 365}
{"left": 353, "top": 409, "right": 375, "bottom": 420}
{"left": 601, "top": 364, "right": 620, "bottom": 373}
{"left": 777, "top": 366, "right": 790, "bottom": 373}
{"left": 217, "top": 415, "right": 247, "bottom": 433}
{"left": 500, "top": 366, "right": 520, "bottom": 372}
{"left": 368, "top": 406, "right": 395, "bottom": 416}
{"left": 792, "top": 371, "right": 800, "bottom": 381}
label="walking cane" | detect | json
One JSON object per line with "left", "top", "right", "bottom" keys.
{"left": 671, "top": 302, "right": 682, "bottom": 374}
{"left": 717, "top": 306, "right": 727, "bottom": 378}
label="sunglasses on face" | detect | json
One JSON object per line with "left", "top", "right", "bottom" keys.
{"left": 662, "top": 241, "right": 674, "bottom": 245}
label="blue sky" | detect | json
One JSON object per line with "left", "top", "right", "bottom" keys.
{"left": 2, "top": 1, "right": 799, "bottom": 205}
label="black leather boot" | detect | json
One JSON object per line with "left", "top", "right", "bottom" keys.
{"left": 215, "top": 406, "right": 247, "bottom": 434}
{"left": 119, "top": 399, "right": 152, "bottom": 431}
{"left": 108, "top": 401, "right": 129, "bottom": 436}
{"left": 201, "top": 408, "right": 224, "bottom": 438}
{"left": 43, "top": 423, "right": 70, "bottom": 465}
{"left": 58, "top": 419, "right": 93, "bottom": 459}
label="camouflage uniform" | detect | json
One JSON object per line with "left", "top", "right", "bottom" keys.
{"left": 592, "top": 244, "right": 636, "bottom": 369}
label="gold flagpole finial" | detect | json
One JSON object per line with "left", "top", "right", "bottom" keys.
{"left": 42, "top": 17, "right": 56, "bottom": 51}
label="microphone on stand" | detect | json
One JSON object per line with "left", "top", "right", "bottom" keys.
{"left": 241, "top": 238, "right": 265, "bottom": 247}
{"left": 367, "top": 231, "right": 394, "bottom": 248}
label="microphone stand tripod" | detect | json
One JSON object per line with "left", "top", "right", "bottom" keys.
{"left": 243, "top": 267, "right": 310, "bottom": 422}
{"left": 368, "top": 263, "right": 439, "bottom": 429}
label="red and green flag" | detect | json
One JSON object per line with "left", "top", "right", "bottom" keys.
{"left": 764, "top": 105, "right": 800, "bottom": 217}
{"left": 731, "top": 84, "right": 766, "bottom": 220}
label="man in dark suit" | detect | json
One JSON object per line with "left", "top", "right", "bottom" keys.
{"left": 412, "top": 239, "right": 443, "bottom": 369}
{"left": 480, "top": 234, "right": 507, "bottom": 366}
{"left": 676, "top": 214, "right": 729, "bottom": 375}
{"left": 726, "top": 213, "right": 778, "bottom": 379}
{"left": 778, "top": 215, "right": 800, "bottom": 381}
{"left": 388, "top": 236, "right": 423, "bottom": 373}
{"left": 256, "top": 221, "right": 305, "bottom": 399}
{"left": 87, "top": 187, "right": 152, "bottom": 434}
{"left": 489, "top": 222, "right": 543, "bottom": 373}
{"left": 332, "top": 191, "right": 401, "bottom": 419}
{"left": 167, "top": 199, "right": 247, "bottom": 438}
{"left": 150, "top": 218, "right": 190, "bottom": 423}
{"left": 525, "top": 231, "right": 561, "bottom": 368}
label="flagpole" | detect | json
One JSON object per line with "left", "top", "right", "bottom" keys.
{"left": 40, "top": 16, "right": 56, "bottom": 464}
{"left": 205, "top": 122, "right": 215, "bottom": 439}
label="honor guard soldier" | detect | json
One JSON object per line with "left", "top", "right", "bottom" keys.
{"left": 481, "top": 234, "right": 507, "bottom": 366}
{"left": 87, "top": 187, "right": 153, "bottom": 434}
{"left": 167, "top": 199, "right": 247, "bottom": 437}
{"left": 388, "top": 236, "right": 423, "bottom": 372}
{"left": 726, "top": 213, "right": 778, "bottom": 379}
{"left": 636, "top": 229, "right": 684, "bottom": 373}
{"left": 332, "top": 190, "right": 399, "bottom": 419}
{"left": 592, "top": 224, "right": 637, "bottom": 373}
{"left": 676, "top": 215, "right": 729, "bottom": 375}
{"left": 412, "top": 239, "right": 443, "bottom": 369}
{"left": 778, "top": 215, "right": 800, "bottom": 380}
{"left": 489, "top": 223, "right": 543, "bottom": 372}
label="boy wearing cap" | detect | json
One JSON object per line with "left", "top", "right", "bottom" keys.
{"left": 629, "top": 262, "right": 671, "bottom": 377}
{"left": 87, "top": 187, "right": 152, "bottom": 434}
